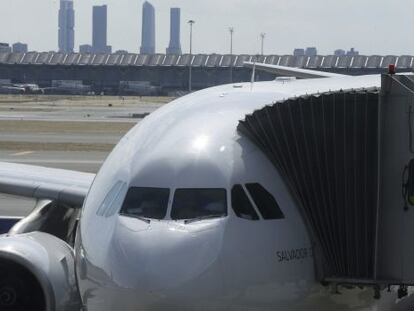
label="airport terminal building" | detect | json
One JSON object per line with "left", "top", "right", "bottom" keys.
{"left": 0, "top": 52, "right": 412, "bottom": 95}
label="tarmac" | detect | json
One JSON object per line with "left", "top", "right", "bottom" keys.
{"left": 0, "top": 95, "right": 168, "bottom": 217}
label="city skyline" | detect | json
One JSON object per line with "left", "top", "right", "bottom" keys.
{"left": 1, "top": 0, "right": 414, "bottom": 55}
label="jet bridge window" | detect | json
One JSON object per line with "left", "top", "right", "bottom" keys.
{"left": 245, "top": 183, "right": 284, "bottom": 219}
{"left": 231, "top": 185, "right": 259, "bottom": 220}
{"left": 120, "top": 187, "right": 170, "bottom": 220}
{"left": 171, "top": 188, "right": 227, "bottom": 221}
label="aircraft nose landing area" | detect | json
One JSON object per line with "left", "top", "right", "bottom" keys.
{"left": 81, "top": 218, "right": 227, "bottom": 310}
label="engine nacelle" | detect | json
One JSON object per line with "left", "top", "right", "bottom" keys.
{"left": 0, "top": 231, "right": 81, "bottom": 311}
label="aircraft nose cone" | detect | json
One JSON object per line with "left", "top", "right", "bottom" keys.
{"left": 112, "top": 217, "right": 226, "bottom": 295}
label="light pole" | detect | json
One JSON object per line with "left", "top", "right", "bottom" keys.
{"left": 188, "top": 20, "right": 195, "bottom": 92}
{"left": 260, "top": 32, "right": 266, "bottom": 56}
{"left": 229, "top": 27, "right": 234, "bottom": 83}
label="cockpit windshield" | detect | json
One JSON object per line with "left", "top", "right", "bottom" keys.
{"left": 171, "top": 188, "right": 227, "bottom": 221}
{"left": 120, "top": 187, "right": 170, "bottom": 220}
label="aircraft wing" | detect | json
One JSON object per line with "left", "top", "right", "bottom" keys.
{"left": 0, "top": 162, "right": 95, "bottom": 207}
{"left": 244, "top": 62, "right": 346, "bottom": 79}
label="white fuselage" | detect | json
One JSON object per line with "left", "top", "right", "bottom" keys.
{"left": 74, "top": 76, "right": 414, "bottom": 310}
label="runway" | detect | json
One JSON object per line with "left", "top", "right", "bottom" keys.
{"left": 0, "top": 95, "right": 168, "bottom": 122}
{"left": 0, "top": 150, "right": 106, "bottom": 172}
{"left": 0, "top": 95, "right": 169, "bottom": 217}
{"left": 0, "top": 132, "right": 123, "bottom": 144}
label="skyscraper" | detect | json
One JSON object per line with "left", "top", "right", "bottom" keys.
{"left": 58, "top": 0, "right": 75, "bottom": 53}
{"left": 92, "top": 5, "right": 111, "bottom": 53}
{"left": 140, "top": 1, "right": 155, "bottom": 54}
{"left": 166, "top": 8, "right": 181, "bottom": 55}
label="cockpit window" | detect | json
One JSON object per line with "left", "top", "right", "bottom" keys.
{"left": 120, "top": 187, "right": 170, "bottom": 220}
{"left": 231, "top": 185, "right": 259, "bottom": 220}
{"left": 245, "top": 183, "right": 285, "bottom": 219}
{"left": 171, "top": 188, "right": 227, "bottom": 220}
{"left": 97, "top": 181, "right": 127, "bottom": 217}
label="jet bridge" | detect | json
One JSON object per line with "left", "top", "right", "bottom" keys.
{"left": 238, "top": 74, "right": 414, "bottom": 297}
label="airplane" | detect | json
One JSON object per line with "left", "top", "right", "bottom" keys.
{"left": 0, "top": 63, "right": 413, "bottom": 311}
{"left": 14, "top": 83, "right": 44, "bottom": 94}
{"left": 0, "top": 83, "right": 43, "bottom": 95}
{"left": 0, "top": 82, "right": 87, "bottom": 95}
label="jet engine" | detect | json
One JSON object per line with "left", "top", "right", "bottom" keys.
{"left": 0, "top": 231, "right": 81, "bottom": 311}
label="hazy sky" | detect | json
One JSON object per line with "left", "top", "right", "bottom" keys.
{"left": 0, "top": 0, "right": 413, "bottom": 55}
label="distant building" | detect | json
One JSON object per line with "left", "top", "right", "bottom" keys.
{"left": 293, "top": 48, "right": 305, "bottom": 57}
{"left": 0, "top": 43, "right": 12, "bottom": 53}
{"left": 140, "top": 1, "right": 156, "bottom": 54}
{"left": 103, "top": 46, "right": 112, "bottom": 54}
{"left": 58, "top": 0, "right": 75, "bottom": 53}
{"left": 115, "top": 50, "right": 129, "bottom": 54}
{"left": 334, "top": 49, "right": 346, "bottom": 56}
{"left": 12, "top": 42, "right": 28, "bottom": 53}
{"left": 92, "top": 5, "right": 111, "bottom": 54}
{"left": 305, "top": 47, "right": 317, "bottom": 57}
{"left": 346, "top": 48, "right": 359, "bottom": 56}
{"left": 79, "top": 44, "right": 93, "bottom": 53}
{"left": 166, "top": 8, "right": 182, "bottom": 55}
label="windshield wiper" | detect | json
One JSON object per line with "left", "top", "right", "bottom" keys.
{"left": 134, "top": 216, "right": 151, "bottom": 224}
{"left": 121, "top": 213, "right": 151, "bottom": 224}
{"left": 184, "top": 214, "right": 225, "bottom": 224}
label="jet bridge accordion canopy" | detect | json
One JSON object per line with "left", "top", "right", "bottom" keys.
{"left": 238, "top": 89, "right": 380, "bottom": 280}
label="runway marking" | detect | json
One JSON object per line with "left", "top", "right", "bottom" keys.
{"left": 11, "top": 151, "right": 34, "bottom": 156}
